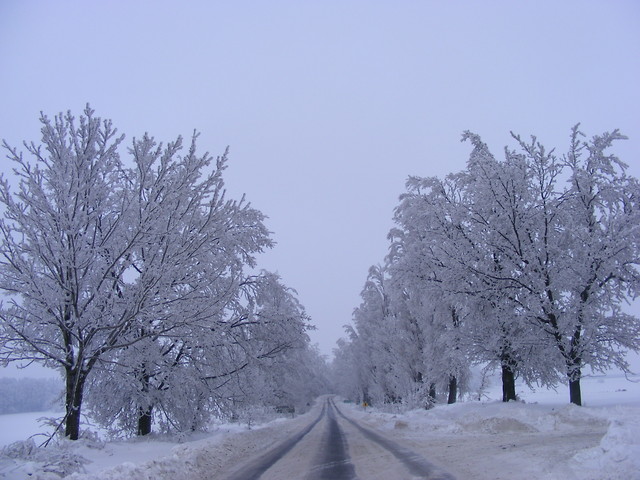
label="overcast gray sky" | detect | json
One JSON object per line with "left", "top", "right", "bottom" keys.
{"left": 1, "top": 0, "right": 639, "bottom": 365}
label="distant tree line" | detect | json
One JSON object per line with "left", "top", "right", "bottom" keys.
{"left": 0, "top": 377, "right": 62, "bottom": 414}
{"left": 0, "top": 106, "right": 329, "bottom": 440}
{"left": 333, "top": 126, "right": 640, "bottom": 408}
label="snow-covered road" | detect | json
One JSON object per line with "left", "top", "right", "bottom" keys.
{"left": 222, "top": 396, "right": 454, "bottom": 480}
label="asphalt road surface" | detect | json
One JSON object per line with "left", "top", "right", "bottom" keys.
{"left": 224, "top": 397, "right": 455, "bottom": 480}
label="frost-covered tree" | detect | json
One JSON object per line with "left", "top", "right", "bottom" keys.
{"left": 384, "top": 279, "right": 433, "bottom": 406}
{"left": 331, "top": 336, "right": 359, "bottom": 401}
{"left": 352, "top": 265, "right": 409, "bottom": 405}
{"left": 334, "top": 261, "right": 470, "bottom": 408}
{"left": 389, "top": 176, "right": 480, "bottom": 404}
{"left": 513, "top": 127, "right": 640, "bottom": 404}
{"left": 221, "top": 272, "right": 316, "bottom": 414}
{"left": 339, "top": 125, "right": 639, "bottom": 408}
{"left": 454, "top": 127, "right": 640, "bottom": 405}
{"left": 119, "top": 132, "right": 269, "bottom": 435}
{"left": 0, "top": 107, "right": 273, "bottom": 439}
{"left": 86, "top": 271, "right": 318, "bottom": 435}
{"left": 450, "top": 132, "right": 567, "bottom": 399}
{"left": 0, "top": 108, "right": 132, "bottom": 440}
{"left": 332, "top": 266, "right": 394, "bottom": 406}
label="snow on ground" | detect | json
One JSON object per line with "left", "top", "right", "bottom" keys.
{"left": 0, "top": 373, "right": 638, "bottom": 479}
{"left": 0, "top": 410, "right": 308, "bottom": 480}
{"left": 0, "top": 411, "right": 62, "bottom": 447}
{"left": 348, "top": 374, "right": 640, "bottom": 480}
{"left": 347, "top": 403, "right": 601, "bottom": 479}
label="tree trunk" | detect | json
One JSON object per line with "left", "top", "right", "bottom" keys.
{"left": 428, "top": 382, "right": 436, "bottom": 403}
{"left": 568, "top": 329, "right": 582, "bottom": 406}
{"left": 568, "top": 357, "right": 582, "bottom": 406}
{"left": 569, "top": 378, "right": 582, "bottom": 406}
{"left": 137, "top": 406, "right": 153, "bottom": 436}
{"left": 447, "top": 375, "right": 457, "bottom": 404}
{"left": 501, "top": 364, "right": 516, "bottom": 402}
{"left": 137, "top": 363, "right": 153, "bottom": 435}
{"left": 64, "top": 368, "right": 86, "bottom": 440}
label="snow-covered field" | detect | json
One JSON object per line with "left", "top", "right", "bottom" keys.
{"left": 1, "top": 373, "right": 638, "bottom": 479}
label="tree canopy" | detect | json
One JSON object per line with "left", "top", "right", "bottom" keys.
{"left": 0, "top": 106, "right": 328, "bottom": 440}
{"left": 334, "top": 125, "right": 640, "bottom": 407}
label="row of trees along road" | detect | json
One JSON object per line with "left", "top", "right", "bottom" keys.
{"left": 333, "top": 126, "right": 640, "bottom": 408}
{"left": 0, "top": 106, "right": 329, "bottom": 440}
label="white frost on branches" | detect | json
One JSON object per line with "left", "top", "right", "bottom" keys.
{"left": 0, "top": 106, "right": 327, "bottom": 440}
{"left": 334, "top": 125, "right": 640, "bottom": 407}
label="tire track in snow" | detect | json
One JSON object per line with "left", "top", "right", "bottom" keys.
{"left": 306, "top": 400, "right": 357, "bottom": 480}
{"left": 331, "top": 398, "right": 455, "bottom": 480}
{"left": 225, "top": 403, "right": 326, "bottom": 480}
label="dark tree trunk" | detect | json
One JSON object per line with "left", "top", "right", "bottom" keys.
{"left": 569, "top": 378, "right": 582, "bottom": 406}
{"left": 137, "top": 406, "right": 153, "bottom": 436}
{"left": 448, "top": 307, "right": 460, "bottom": 405}
{"left": 136, "top": 363, "right": 153, "bottom": 435}
{"left": 568, "top": 358, "right": 582, "bottom": 406}
{"left": 567, "top": 324, "right": 588, "bottom": 406}
{"left": 568, "top": 326, "right": 582, "bottom": 406}
{"left": 501, "top": 364, "right": 516, "bottom": 402}
{"left": 64, "top": 368, "right": 86, "bottom": 440}
{"left": 428, "top": 383, "right": 436, "bottom": 403}
{"left": 447, "top": 375, "right": 457, "bottom": 404}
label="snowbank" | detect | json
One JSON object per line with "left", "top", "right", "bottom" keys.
{"left": 343, "top": 373, "right": 640, "bottom": 479}
{"left": 347, "top": 400, "right": 639, "bottom": 479}
{"left": 0, "top": 413, "right": 303, "bottom": 480}
{"left": 571, "top": 406, "right": 640, "bottom": 480}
